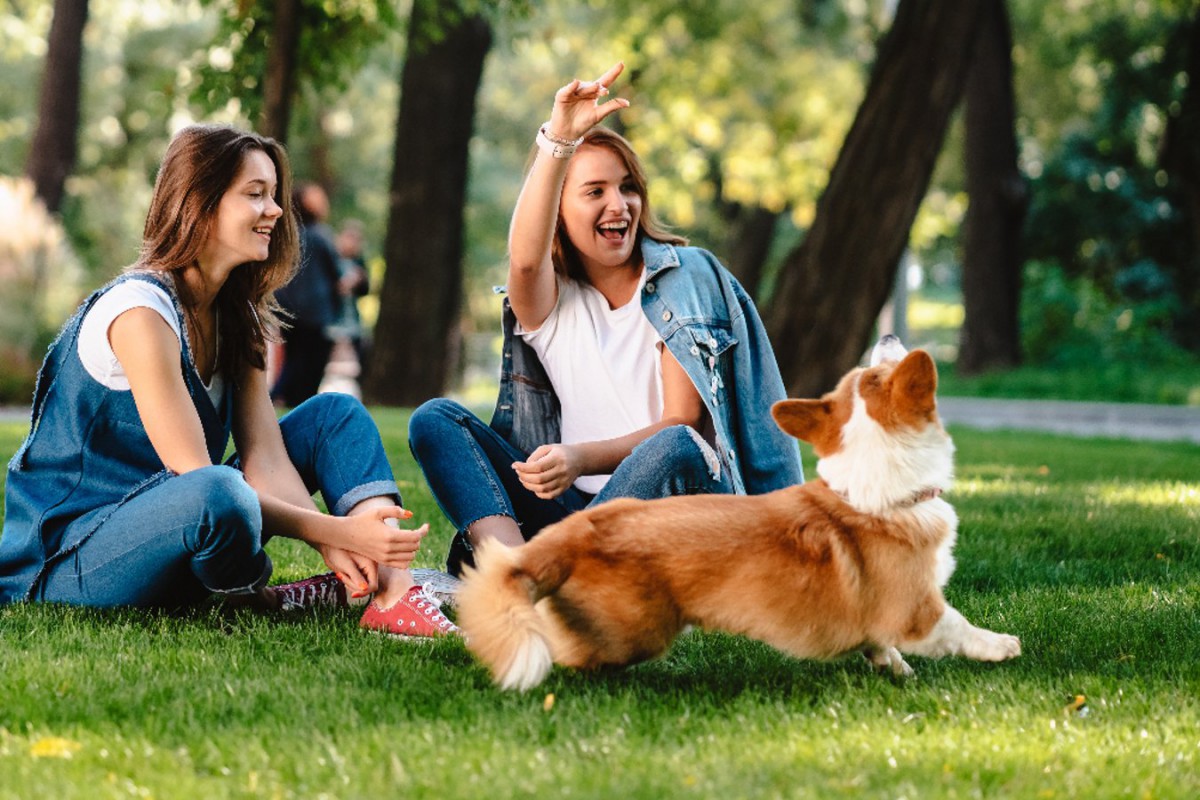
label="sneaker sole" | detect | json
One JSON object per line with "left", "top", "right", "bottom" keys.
{"left": 360, "top": 626, "right": 456, "bottom": 643}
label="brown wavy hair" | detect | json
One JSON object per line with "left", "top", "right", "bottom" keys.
{"left": 547, "top": 127, "right": 687, "bottom": 283}
{"left": 131, "top": 124, "right": 299, "bottom": 382}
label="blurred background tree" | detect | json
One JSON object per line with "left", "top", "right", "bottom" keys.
{"left": 1, "top": 0, "right": 1197, "bottom": 405}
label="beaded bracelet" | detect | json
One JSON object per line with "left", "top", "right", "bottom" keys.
{"left": 536, "top": 122, "right": 584, "bottom": 159}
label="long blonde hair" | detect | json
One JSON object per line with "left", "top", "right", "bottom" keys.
{"left": 131, "top": 124, "right": 299, "bottom": 381}
{"left": 547, "top": 127, "right": 687, "bottom": 283}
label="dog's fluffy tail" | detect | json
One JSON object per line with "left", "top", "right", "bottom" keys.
{"left": 457, "top": 538, "right": 566, "bottom": 691}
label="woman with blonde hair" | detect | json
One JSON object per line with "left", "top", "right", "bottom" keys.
{"left": 1, "top": 124, "right": 455, "bottom": 638}
{"left": 410, "top": 63, "right": 803, "bottom": 576}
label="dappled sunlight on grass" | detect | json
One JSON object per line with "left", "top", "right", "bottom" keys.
{"left": 956, "top": 472, "right": 1199, "bottom": 514}
{"left": 956, "top": 477, "right": 1054, "bottom": 498}
{"left": 1090, "top": 481, "right": 1199, "bottom": 508}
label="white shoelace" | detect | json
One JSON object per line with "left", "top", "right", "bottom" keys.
{"left": 415, "top": 584, "right": 458, "bottom": 631}
{"left": 279, "top": 577, "right": 340, "bottom": 611}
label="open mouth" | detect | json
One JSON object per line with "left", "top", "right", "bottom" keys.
{"left": 597, "top": 220, "right": 629, "bottom": 242}
{"left": 254, "top": 226, "right": 273, "bottom": 241}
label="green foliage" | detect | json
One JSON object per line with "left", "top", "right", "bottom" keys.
{"left": 191, "top": 0, "right": 402, "bottom": 124}
{"left": 6, "top": 0, "right": 1200, "bottom": 395}
{"left": 0, "top": 177, "right": 86, "bottom": 403}
{"left": 1020, "top": 260, "right": 1192, "bottom": 366}
{"left": 1, "top": 416, "right": 1199, "bottom": 798}
{"left": 1016, "top": 0, "right": 1200, "bottom": 352}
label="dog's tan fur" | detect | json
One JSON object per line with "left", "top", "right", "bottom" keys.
{"left": 458, "top": 345, "right": 1021, "bottom": 690}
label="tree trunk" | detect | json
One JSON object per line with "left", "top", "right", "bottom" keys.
{"left": 721, "top": 204, "right": 779, "bottom": 301}
{"left": 25, "top": 0, "right": 89, "bottom": 214}
{"left": 259, "top": 0, "right": 302, "bottom": 143}
{"left": 958, "top": 0, "right": 1027, "bottom": 374}
{"left": 1161, "top": 7, "right": 1200, "bottom": 349}
{"left": 711, "top": 152, "right": 779, "bottom": 299}
{"left": 364, "top": 0, "right": 492, "bottom": 405}
{"left": 766, "top": 0, "right": 985, "bottom": 397}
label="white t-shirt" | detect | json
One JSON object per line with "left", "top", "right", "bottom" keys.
{"left": 517, "top": 270, "right": 663, "bottom": 493}
{"left": 77, "top": 278, "right": 225, "bottom": 409}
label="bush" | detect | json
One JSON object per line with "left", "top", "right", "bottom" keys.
{"left": 0, "top": 177, "right": 85, "bottom": 404}
{"left": 1021, "top": 259, "right": 1192, "bottom": 367}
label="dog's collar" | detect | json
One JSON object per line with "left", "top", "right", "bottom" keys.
{"left": 826, "top": 483, "right": 943, "bottom": 509}
{"left": 904, "top": 487, "right": 943, "bottom": 506}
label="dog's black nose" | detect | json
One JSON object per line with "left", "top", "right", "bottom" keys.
{"left": 879, "top": 334, "right": 899, "bottom": 344}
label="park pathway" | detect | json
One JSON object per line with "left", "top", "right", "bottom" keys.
{"left": 1, "top": 397, "right": 1198, "bottom": 443}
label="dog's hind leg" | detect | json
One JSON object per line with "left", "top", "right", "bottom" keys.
{"left": 900, "top": 605, "right": 1021, "bottom": 662}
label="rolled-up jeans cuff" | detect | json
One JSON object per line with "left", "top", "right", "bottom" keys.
{"left": 207, "top": 553, "right": 273, "bottom": 596}
{"left": 332, "top": 480, "right": 402, "bottom": 517}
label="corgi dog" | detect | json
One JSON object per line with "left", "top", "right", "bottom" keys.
{"left": 457, "top": 335, "right": 1021, "bottom": 690}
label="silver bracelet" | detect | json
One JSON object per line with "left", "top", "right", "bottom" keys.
{"left": 536, "top": 123, "right": 584, "bottom": 159}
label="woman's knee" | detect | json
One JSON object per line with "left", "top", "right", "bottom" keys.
{"left": 639, "top": 425, "right": 721, "bottom": 480}
{"left": 408, "top": 398, "right": 471, "bottom": 455}
{"left": 291, "top": 391, "right": 368, "bottom": 430}
{"left": 184, "top": 466, "right": 261, "bottom": 537}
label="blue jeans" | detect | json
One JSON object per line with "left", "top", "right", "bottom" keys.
{"left": 408, "top": 398, "right": 731, "bottom": 575}
{"left": 34, "top": 393, "right": 401, "bottom": 607}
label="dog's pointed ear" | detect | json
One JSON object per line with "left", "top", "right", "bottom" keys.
{"left": 889, "top": 349, "right": 938, "bottom": 417}
{"left": 771, "top": 399, "right": 830, "bottom": 443}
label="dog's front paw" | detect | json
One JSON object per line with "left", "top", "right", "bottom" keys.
{"left": 967, "top": 629, "right": 1021, "bottom": 662}
{"left": 864, "top": 645, "right": 915, "bottom": 678}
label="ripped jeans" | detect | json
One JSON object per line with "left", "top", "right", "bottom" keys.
{"left": 407, "top": 398, "right": 732, "bottom": 576}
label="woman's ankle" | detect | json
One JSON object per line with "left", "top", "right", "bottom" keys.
{"left": 371, "top": 566, "right": 413, "bottom": 608}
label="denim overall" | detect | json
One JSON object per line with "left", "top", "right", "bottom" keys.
{"left": 1, "top": 272, "right": 400, "bottom": 606}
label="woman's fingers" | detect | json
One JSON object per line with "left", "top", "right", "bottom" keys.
{"left": 551, "top": 61, "right": 629, "bottom": 136}
{"left": 597, "top": 61, "right": 625, "bottom": 87}
{"left": 352, "top": 554, "right": 379, "bottom": 594}
{"left": 554, "top": 78, "right": 582, "bottom": 103}
{"left": 593, "top": 96, "right": 631, "bottom": 124}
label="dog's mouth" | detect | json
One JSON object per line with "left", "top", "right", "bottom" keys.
{"left": 870, "top": 334, "right": 909, "bottom": 366}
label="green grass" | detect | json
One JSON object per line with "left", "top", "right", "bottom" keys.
{"left": 1, "top": 409, "right": 1199, "bottom": 799}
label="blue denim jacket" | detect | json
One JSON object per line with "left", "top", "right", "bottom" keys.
{"left": 490, "top": 238, "right": 804, "bottom": 495}
{"left": 0, "top": 273, "right": 232, "bottom": 602}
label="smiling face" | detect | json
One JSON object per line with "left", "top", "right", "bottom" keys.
{"left": 558, "top": 143, "right": 645, "bottom": 277}
{"left": 198, "top": 148, "right": 283, "bottom": 279}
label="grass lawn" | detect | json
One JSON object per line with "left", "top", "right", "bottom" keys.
{"left": 1, "top": 407, "right": 1198, "bottom": 799}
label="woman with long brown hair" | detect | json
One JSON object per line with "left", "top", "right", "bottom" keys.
{"left": 1, "top": 124, "right": 455, "bottom": 638}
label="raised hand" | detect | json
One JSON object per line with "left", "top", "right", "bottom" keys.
{"left": 547, "top": 61, "right": 631, "bottom": 142}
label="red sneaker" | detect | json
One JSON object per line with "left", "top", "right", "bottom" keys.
{"left": 273, "top": 572, "right": 348, "bottom": 611}
{"left": 359, "top": 584, "right": 460, "bottom": 639}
